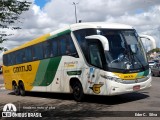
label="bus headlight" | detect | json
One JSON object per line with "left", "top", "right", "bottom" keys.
{"left": 107, "top": 76, "right": 122, "bottom": 83}
{"left": 100, "top": 74, "right": 123, "bottom": 83}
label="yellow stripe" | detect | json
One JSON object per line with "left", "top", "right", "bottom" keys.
{"left": 4, "top": 34, "right": 50, "bottom": 54}
{"left": 114, "top": 73, "right": 138, "bottom": 80}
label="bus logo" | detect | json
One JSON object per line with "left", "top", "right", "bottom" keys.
{"left": 89, "top": 84, "right": 103, "bottom": 94}
{"left": 13, "top": 65, "right": 32, "bottom": 73}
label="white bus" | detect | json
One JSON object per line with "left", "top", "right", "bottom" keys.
{"left": 3, "top": 22, "right": 152, "bottom": 101}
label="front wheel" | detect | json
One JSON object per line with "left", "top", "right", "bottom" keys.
{"left": 72, "top": 81, "right": 84, "bottom": 102}
{"left": 151, "top": 72, "right": 154, "bottom": 76}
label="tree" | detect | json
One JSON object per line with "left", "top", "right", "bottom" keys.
{"left": 147, "top": 48, "right": 160, "bottom": 55}
{"left": 0, "top": 0, "right": 31, "bottom": 51}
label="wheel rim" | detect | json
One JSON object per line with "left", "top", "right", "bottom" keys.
{"left": 13, "top": 85, "right": 19, "bottom": 95}
{"left": 73, "top": 82, "right": 83, "bottom": 101}
{"left": 19, "top": 83, "right": 25, "bottom": 95}
{"left": 20, "top": 88, "right": 23, "bottom": 94}
{"left": 74, "top": 86, "right": 80, "bottom": 97}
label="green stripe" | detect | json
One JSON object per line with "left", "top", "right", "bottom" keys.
{"left": 143, "top": 69, "right": 149, "bottom": 76}
{"left": 33, "top": 56, "right": 61, "bottom": 86}
{"left": 47, "top": 29, "right": 71, "bottom": 40}
{"left": 40, "top": 56, "right": 61, "bottom": 86}
{"left": 67, "top": 70, "right": 82, "bottom": 76}
{"left": 137, "top": 71, "right": 144, "bottom": 78}
{"left": 136, "top": 69, "right": 149, "bottom": 78}
{"left": 32, "top": 59, "right": 50, "bottom": 86}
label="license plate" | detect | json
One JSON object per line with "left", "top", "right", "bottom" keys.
{"left": 133, "top": 85, "right": 140, "bottom": 91}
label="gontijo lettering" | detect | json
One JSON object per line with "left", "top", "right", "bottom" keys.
{"left": 13, "top": 65, "right": 32, "bottom": 73}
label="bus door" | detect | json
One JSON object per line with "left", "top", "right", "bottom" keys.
{"left": 87, "top": 39, "right": 106, "bottom": 94}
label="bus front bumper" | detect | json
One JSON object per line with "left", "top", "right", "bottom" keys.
{"left": 107, "top": 76, "right": 152, "bottom": 96}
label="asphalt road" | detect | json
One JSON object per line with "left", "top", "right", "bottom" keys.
{"left": 0, "top": 75, "right": 160, "bottom": 119}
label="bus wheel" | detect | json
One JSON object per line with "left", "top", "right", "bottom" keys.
{"left": 19, "top": 82, "right": 25, "bottom": 96}
{"left": 72, "top": 81, "right": 84, "bottom": 102}
{"left": 12, "top": 83, "right": 20, "bottom": 95}
{"left": 151, "top": 72, "right": 154, "bottom": 76}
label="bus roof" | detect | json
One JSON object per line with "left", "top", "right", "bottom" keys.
{"left": 70, "top": 22, "right": 134, "bottom": 31}
{"left": 4, "top": 22, "right": 134, "bottom": 54}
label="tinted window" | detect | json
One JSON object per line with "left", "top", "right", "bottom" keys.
{"left": 59, "top": 34, "right": 78, "bottom": 57}
{"left": 59, "top": 36, "right": 67, "bottom": 55}
{"left": 51, "top": 40, "right": 58, "bottom": 57}
{"left": 9, "top": 53, "right": 16, "bottom": 65}
{"left": 3, "top": 33, "right": 78, "bottom": 66}
{"left": 25, "top": 47, "right": 32, "bottom": 62}
{"left": 32, "top": 44, "right": 43, "bottom": 60}
{"left": 73, "top": 29, "right": 96, "bottom": 60}
{"left": 89, "top": 44, "right": 103, "bottom": 68}
{"left": 16, "top": 50, "right": 24, "bottom": 64}
{"left": 43, "top": 41, "right": 52, "bottom": 58}
{"left": 3, "top": 54, "right": 8, "bottom": 66}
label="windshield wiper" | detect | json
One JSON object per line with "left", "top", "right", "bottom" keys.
{"left": 131, "top": 53, "right": 145, "bottom": 71}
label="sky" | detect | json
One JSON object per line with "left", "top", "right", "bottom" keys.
{"left": 0, "top": 0, "right": 160, "bottom": 63}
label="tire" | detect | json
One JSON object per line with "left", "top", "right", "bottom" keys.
{"left": 19, "top": 82, "right": 25, "bottom": 96}
{"left": 152, "top": 72, "right": 154, "bottom": 76}
{"left": 12, "top": 83, "right": 20, "bottom": 95}
{"left": 72, "top": 81, "right": 84, "bottom": 102}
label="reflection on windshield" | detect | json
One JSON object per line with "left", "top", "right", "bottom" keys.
{"left": 73, "top": 29, "right": 148, "bottom": 72}
{"left": 100, "top": 30, "right": 148, "bottom": 70}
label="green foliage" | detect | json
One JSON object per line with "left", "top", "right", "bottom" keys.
{"left": 147, "top": 48, "right": 160, "bottom": 54}
{"left": 147, "top": 48, "right": 160, "bottom": 60}
{"left": 0, "top": 0, "right": 31, "bottom": 50}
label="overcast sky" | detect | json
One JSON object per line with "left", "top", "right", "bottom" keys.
{"left": 0, "top": 0, "right": 160, "bottom": 63}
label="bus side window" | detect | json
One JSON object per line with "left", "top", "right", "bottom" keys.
{"left": 59, "top": 34, "right": 78, "bottom": 57}
{"left": 10, "top": 53, "right": 16, "bottom": 65}
{"left": 3, "top": 54, "right": 8, "bottom": 66}
{"left": 6, "top": 54, "right": 12, "bottom": 66}
{"left": 66, "top": 35, "right": 78, "bottom": 57}
{"left": 8, "top": 54, "right": 11, "bottom": 65}
{"left": 32, "top": 44, "right": 43, "bottom": 60}
{"left": 25, "top": 47, "right": 32, "bottom": 62}
{"left": 16, "top": 50, "right": 24, "bottom": 64}
{"left": 59, "top": 36, "right": 67, "bottom": 55}
{"left": 43, "top": 41, "right": 52, "bottom": 58}
{"left": 51, "top": 39, "right": 58, "bottom": 57}
{"left": 74, "top": 29, "right": 94, "bottom": 61}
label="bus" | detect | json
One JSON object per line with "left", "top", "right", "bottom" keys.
{"left": 3, "top": 22, "right": 152, "bottom": 101}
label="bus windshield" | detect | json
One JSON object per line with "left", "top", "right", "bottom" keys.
{"left": 73, "top": 29, "right": 148, "bottom": 72}
{"left": 101, "top": 30, "right": 148, "bottom": 71}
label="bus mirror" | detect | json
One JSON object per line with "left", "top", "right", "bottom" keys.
{"left": 85, "top": 35, "right": 109, "bottom": 51}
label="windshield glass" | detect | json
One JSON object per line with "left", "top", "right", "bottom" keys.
{"left": 99, "top": 29, "right": 148, "bottom": 70}
{"left": 73, "top": 29, "right": 148, "bottom": 72}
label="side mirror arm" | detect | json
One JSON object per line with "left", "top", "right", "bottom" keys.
{"left": 85, "top": 35, "right": 109, "bottom": 51}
